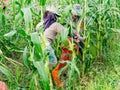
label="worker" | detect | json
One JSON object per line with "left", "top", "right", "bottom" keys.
{"left": 52, "top": 4, "right": 85, "bottom": 87}
{"left": 36, "top": 4, "right": 85, "bottom": 87}
{"left": 42, "top": 6, "right": 65, "bottom": 70}
{"left": 35, "top": 5, "right": 65, "bottom": 87}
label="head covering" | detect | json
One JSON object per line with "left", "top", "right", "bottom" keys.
{"left": 43, "top": 11, "right": 57, "bottom": 30}
{"left": 36, "top": 6, "right": 60, "bottom": 31}
{"left": 46, "top": 5, "right": 61, "bottom": 17}
{"left": 43, "top": 6, "right": 61, "bottom": 30}
{"left": 72, "top": 4, "right": 83, "bottom": 16}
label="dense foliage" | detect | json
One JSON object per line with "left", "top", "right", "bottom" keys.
{"left": 0, "top": 0, "right": 120, "bottom": 90}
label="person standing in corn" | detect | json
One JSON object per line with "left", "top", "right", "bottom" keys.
{"left": 51, "top": 4, "right": 86, "bottom": 87}
{"left": 36, "top": 5, "right": 65, "bottom": 87}
{"left": 71, "top": 4, "right": 85, "bottom": 55}
{"left": 36, "top": 4, "right": 85, "bottom": 87}
{"left": 43, "top": 6, "right": 65, "bottom": 69}
{"left": 43, "top": 6, "right": 66, "bottom": 87}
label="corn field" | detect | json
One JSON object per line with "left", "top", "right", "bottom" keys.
{"left": 0, "top": 0, "right": 120, "bottom": 90}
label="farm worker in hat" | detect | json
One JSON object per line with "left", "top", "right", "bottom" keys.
{"left": 72, "top": 4, "right": 84, "bottom": 32}
{"left": 36, "top": 4, "right": 85, "bottom": 87}
{"left": 41, "top": 5, "right": 65, "bottom": 87}
{"left": 71, "top": 4, "right": 85, "bottom": 55}
{"left": 52, "top": 4, "right": 86, "bottom": 87}
{"left": 36, "top": 5, "right": 65, "bottom": 87}
{"left": 64, "top": 4, "right": 85, "bottom": 54}
{"left": 43, "top": 5, "right": 65, "bottom": 68}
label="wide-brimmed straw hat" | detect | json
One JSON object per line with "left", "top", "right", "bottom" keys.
{"left": 72, "top": 4, "right": 83, "bottom": 16}
{"left": 46, "top": 5, "right": 61, "bottom": 16}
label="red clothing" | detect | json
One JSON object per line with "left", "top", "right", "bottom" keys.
{"left": 52, "top": 38, "right": 79, "bottom": 87}
{"left": 0, "top": 81, "right": 8, "bottom": 90}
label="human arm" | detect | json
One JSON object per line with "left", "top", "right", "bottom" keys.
{"left": 72, "top": 30, "right": 86, "bottom": 42}
{"left": 56, "top": 23, "right": 65, "bottom": 33}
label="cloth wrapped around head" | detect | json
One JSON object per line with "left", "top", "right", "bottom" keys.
{"left": 44, "top": 6, "right": 60, "bottom": 30}
{"left": 72, "top": 4, "right": 83, "bottom": 16}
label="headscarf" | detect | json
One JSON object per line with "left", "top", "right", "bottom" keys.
{"left": 43, "top": 11, "right": 57, "bottom": 30}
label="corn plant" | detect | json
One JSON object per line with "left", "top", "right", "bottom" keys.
{"left": 0, "top": 0, "right": 120, "bottom": 90}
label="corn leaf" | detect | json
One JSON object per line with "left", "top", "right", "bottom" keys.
{"left": 38, "top": 0, "right": 46, "bottom": 6}
{"left": 30, "top": 32, "right": 42, "bottom": 54}
{"left": 33, "top": 61, "right": 50, "bottom": 89}
{"left": 23, "top": 46, "right": 30, "bottom": 68}
{"left": 4, "top": 30, "right": 17, "bottom": 37}
{"left": 17, "top": 30, "right": 27, "bottom": 37}
{"left": 2, "top": 14, "right": 5, "bottom": 26}
{"left": 0, "top": 66, "right": 12, "bottom": 80}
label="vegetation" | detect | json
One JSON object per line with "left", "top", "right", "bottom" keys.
{"left": 0, "top": 0, "right": 120, "bottom": 90}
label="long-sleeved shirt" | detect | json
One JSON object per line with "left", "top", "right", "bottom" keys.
{"left": 44, "top": 22, "right": 64, "bottom": 43}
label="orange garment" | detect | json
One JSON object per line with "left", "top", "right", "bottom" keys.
{"left": 52, "top": 38, "right": 79, "bottom": 87}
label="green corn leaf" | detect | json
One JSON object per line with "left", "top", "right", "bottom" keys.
{"left": 38, "top": 0, "right": 46, "bottom": 6}
{"left": 30, "top": 32, "right": 42, "bottom": 53}
{"left": 25, "top": 0, "right": 32, "bottom": 4}
{"left": 0, "top": 49, "right": 3, "bottom": 56}
{"left": 22, "top": 7, "right": 32, "bottom": 33}
{"left": 2, "top": 14, "right": 5, "bottom": 26}
{"left": 17, "top": 30, "right": 27, "bottom": 37}
{"left": 72, "top": 60, "right": 80, "bottom": 76}
{"left": 22, "top": 7, "right": 32, "bottom": 24}
{"left": 106, "top": 0, "right": 110, "bottom": 6}
{"left": 33, "top": 61, "right": 48, "bottom": 81}
{"left": 111, "top": 28, "right": 120, "bottom": 33}
{"left": 23, "top": 46, "right": 30, "bottom": 68}
{"left": 15, "top": 1, "right": 21, "bottom": 15}
{"left": 0, "top": 66, "right": 12, "bottom": 80}
{"left": 33, "top": 61, "right": 50, "bottom": 89}
{"left": 30, "top": 8, "right": 39, "bottom": 16}
{"left": 15, "top": 13, "right": 23, "bottom": 26}
{"left": 30, "top": 32, "right": 41, "bottom": 45}
{"left": 4, "top": 30, "right": 17, "bottom": 37}
{"left": 61, "top": 28, "right": 69, "bottom": 45}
